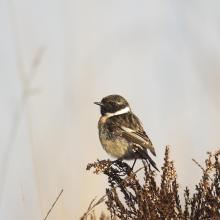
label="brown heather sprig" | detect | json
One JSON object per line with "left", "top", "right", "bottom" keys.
{"left": 189, "top": 151, "right": 220, "bottom": 219}
{"left": 81, "top": 146, "right": 220, "bottom": 220}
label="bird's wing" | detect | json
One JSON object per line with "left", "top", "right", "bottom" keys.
{"left": 110, "top": 113, "right": 156, "bottom": 156}
{"left": 120, "top": 126, "right": 156, "bottom": 156}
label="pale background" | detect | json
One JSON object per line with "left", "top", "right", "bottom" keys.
{"left": 1, "top": 0, "right": 220, "bottom": 219}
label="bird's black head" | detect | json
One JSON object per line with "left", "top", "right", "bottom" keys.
{"left": 94, "top": 95, "right": 130, "bottom": 116}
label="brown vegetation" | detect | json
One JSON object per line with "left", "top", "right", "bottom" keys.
{"left": 81, "top": 146, "right": 220, "bottom": 220}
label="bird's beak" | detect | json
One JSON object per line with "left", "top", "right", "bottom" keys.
{"left": 94, "top": 101, "right": 103, "bottom": 106}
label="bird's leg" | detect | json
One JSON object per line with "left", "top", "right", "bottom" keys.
{"left": 131, "top": 159, "right": 137, "bottom": 170}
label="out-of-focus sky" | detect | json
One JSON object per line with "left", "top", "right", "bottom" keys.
{"left": 1, "top": 0, "right": 220, "bottom": 219}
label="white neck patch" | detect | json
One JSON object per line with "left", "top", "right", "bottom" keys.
{"left": 105, "top": 106, "right": 130, "bottom": 118}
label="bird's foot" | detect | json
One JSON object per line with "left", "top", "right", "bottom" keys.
{"left": 110, "top": 159, "right": 133, "bottom": 176}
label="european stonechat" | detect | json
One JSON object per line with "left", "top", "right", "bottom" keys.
{"left": 94, "top": 95, "right": 158, "bottom": 171}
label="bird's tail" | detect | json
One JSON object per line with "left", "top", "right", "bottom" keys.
{"left": 140, "top": 150, "right": 159, "bottom": 172}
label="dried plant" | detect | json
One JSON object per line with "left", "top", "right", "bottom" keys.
{"left": 43, "top": 189, "right": 64, "bottom": 220}
{"left": 188, "top": 151, "right": 220, "bottom": 219}
{"left": 81, "top": 146, "right": 220, "bottom": 220}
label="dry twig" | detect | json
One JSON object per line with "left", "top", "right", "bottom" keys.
{"left": 43, "top": 189, "right": 64, "bottom": 220}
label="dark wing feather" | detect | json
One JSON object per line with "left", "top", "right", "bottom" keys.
{"left": 120, "top": 127, "right": 156, "bottom": 156}
{"left": 110, "top": 113, "right": 156, "bottom": 156}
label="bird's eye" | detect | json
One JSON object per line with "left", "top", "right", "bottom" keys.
{"left": 108, "top": 102, "right": 114, "bottom": 108}
{"left": 111, "top": 101, "right": 117, "bottom": 107}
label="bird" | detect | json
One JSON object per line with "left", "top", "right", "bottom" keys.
{"left": 94, "top": 94, "right": 158, "bottom": 171}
